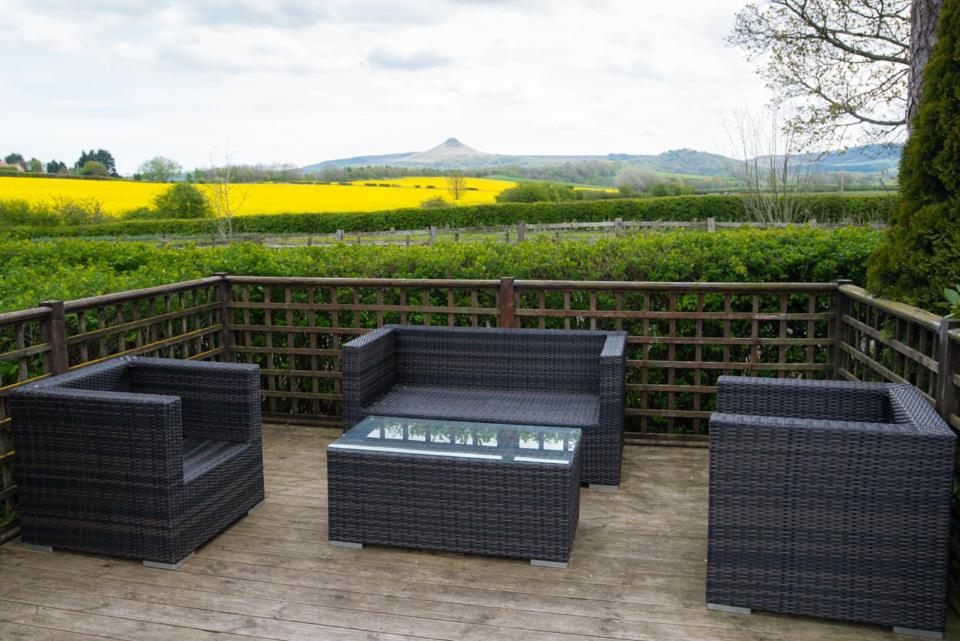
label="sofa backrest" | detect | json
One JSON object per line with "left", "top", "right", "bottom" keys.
{"left": 393, "top": 326, "right": 607, "bottom": 394}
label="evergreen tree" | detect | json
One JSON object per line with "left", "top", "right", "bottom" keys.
{"left": 867, "top": 0, "right": 960, "bottom": 310}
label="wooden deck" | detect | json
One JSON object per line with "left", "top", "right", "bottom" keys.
{"left": 0, "top": 424, "right": 957, "bottom": 641}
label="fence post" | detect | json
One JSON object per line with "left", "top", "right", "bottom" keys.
{"left": 615, "top": 218, "right": 624, "bottom": 237}
{"left": 936, "top": 317, "right": 960, "bottom": 420}
{"left": 832, "top": 280, "right": 853, "bottom": 380}
{"left": 336, "top": 229, "right": 344, "bottom": 242}
{"left": 40, "top": 300, "right": 69, "bottom": 375}
{"left": 809, "top": 217, "right": 818, "bottom": 228}
{"left": 429, "top": 226, "right": 437, "bottom": 245}
{"left": 499, "top": 277, "right": 516, "bottom": 328}
{"left": 214, "top": 272, "right": 235, "bottom": 362}
{"left": 517, "top": 221, "right": 526, "bottom": 243}
{"left": 706, "top": 217, "right": 717, "bottom": 233}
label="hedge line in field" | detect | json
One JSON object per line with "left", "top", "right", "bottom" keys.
{"left": 0, "top": 226, "right": 885, "bottom": 312}
{"left": 2, "top": 194, "right": 898, "bottom": 239}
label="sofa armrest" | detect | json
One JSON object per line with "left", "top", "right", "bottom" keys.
{"left": 9, "top": 387, "right": 184, "bottom": 483}
{"left": 129, "top": 358, "right": 261, "bottom": 443}
{"left": 598, "top": 333, "right": 626, "bottom": 446}
{"left": 715, "top": 376, "right": 891, "bottom": 423}
{"left": 341, "top": 326, "right": 397, "bottom": 428}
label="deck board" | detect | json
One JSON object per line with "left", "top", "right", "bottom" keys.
{"left": 1, "top": 424, "right": 957, "bottom": 641}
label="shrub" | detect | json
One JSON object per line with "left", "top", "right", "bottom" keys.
{"left": 151, "top": 183, "right": 212, "bottom": 219}
{"left": 50, "top": 197, "right": 106, "bottom": 226}
{"left": 867, "top": 0, "right": 960, "bottom": 311}
{"left": 0, "top": 200, "right": 59, "bottom": 227}
{"left": 421, "top": 196, "right": 451, "bottom": 209}
{"left": 496, "top": 182, "right": 577, "bottom": 203}
{"left": 0, "top": 227, "right": 883, "bottom": 311}
{"left": 78, "top": 161, "right": 109, "bottom": 177}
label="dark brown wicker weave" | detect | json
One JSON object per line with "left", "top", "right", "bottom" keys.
{"left": 707, "top": 376, "right": 956, "bottom": 638}
{"left": 341, "top": 325, "right": 626, "bottom": 487}
{"left": 8, "top": 356, "right": 264, "bottom": 568}
{"left": 327, "top": 416, "right": 581, "bottom": 565}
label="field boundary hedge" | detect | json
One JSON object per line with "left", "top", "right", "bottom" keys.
{"left": 1, "top": 194, "right": 898, "bottom": 240}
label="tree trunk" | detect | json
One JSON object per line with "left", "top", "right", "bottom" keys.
{"left": 908, "top": 0, "right": 943, "bottom": 129}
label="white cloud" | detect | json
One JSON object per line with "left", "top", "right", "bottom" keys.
{"left": 1, "top": 0, "right": 773, "bottom": 173}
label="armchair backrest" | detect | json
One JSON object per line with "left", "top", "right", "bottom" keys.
{"left": 716, "top": 376, "right": 892, "bottom": 423}
{"left": 28, "top": 357, "right": 133, "bottom": 393}
{"left": 392, "top": 326, "right": 609, "bottom": 394}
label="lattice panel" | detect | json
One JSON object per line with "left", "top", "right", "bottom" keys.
{"left": 63, "top": 280, "right": 224, "bottom": 367}
{"left": 511, "top": 283, "right": 834, "bottom": 437}
{"left": 226, "top": 278, "right": 500, "bottom": 425}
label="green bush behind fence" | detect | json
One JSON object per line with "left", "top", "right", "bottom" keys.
{"left": 0, "top": 226, "right": 885, "bottom": 312}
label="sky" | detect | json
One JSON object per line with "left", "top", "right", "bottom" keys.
{"left": 1, "top": 0, "right": 772, "bottom": 175}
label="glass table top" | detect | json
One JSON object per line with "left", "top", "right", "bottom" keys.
{"left": 330, "top": 416, "right": 581, "bottom": 465}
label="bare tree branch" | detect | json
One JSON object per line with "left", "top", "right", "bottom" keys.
{"left": 730, "top": 0, "right": 910, "bottom": 146}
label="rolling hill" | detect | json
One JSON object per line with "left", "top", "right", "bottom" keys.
{"left": 303, "top": 138, "right": 901, "bottom": 180}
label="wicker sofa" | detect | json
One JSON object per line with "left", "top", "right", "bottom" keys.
{"left": 707, "top": 376, "right": 956, "bottom": 637}
{"left": 341, "top": 325, "right": 627, "bottom": 487}
{"left": 8, "top": 356, "right": 264, "bottom": 569}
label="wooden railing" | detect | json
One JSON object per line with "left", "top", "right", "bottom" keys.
{"left": 1, "top": 274, "right": 959, "bottom": 545}
{"left": 221, "top": 277, "right": 836, "bottom": 441}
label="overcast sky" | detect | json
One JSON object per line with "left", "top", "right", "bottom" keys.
{"left": 2, "top": 0, "right": 771, "bottom": 174}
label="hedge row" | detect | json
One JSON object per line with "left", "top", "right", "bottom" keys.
{"left": 2, "top": 194, "right": 898, "bottom": 240}
{"left": 0, "top": 227, "right": 885, "bottom": 312}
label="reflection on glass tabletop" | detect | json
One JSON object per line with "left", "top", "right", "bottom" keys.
{"left": 330, "top": 415, "right": 581, "bottom": 465}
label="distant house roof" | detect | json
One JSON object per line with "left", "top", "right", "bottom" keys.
{"left": 0, "top": 159, "right": 25, "bottom": 172}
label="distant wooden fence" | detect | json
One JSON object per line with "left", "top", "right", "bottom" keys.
{"left": 50, "top": 217, "right": 887, "bottom": 248}
{"left": 0, "top": 275, "right": 957, "bottom": 545}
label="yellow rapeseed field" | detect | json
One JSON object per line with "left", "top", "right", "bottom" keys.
{"left": 0, "top": 176, "right": 516, "bottom": 216}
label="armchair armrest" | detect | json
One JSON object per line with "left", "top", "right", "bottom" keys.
{"left": 341, "top": 326, "right": 397, "bottom": 428}
{"left": 128, "top": 358, "right": 261, "bottom": 443}
{"left": 8, "top": 387, "right": 184, "bottom": 483}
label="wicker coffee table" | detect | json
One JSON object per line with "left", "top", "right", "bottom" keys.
{"left": 327, "top": 416, "right": 581, "bottom": 566}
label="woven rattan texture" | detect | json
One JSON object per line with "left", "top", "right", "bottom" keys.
{"left": 8, "top": 356, "right": 264, "bottom": 565}
{"left": 328, "top": 441, "right": 581, "bottom": 563}
{"left": 342, "top": 325, "right": 625, "bottom": 486}
{"left": 707, "top": 376, "right": 955, "bottom": 633}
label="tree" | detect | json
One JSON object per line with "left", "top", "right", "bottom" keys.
{"left": 75, "top": 149, "right": 118, "bottom": 177}
{"left": 138, "top": 156, "right": 182, "bottom": 182}
{"left": 730, "top": 0, "right": 911, "bottom": 145}
{"left": 867, "top": 0, "right": 960, "bottom": 309}
{"left": 726, "top": 106, "right": 815, "bottom": 223}
{"left": 78, "top": 160, "right": 109, "bottom": 177}
{"left": 446, "top": 174, "right": 467, "bottom": 201}
{"left": 153, "top": 183, "right": 212, "bottom": 219}
{"left": 4, "top": 153, "right": 24, "bottom": 165}
{"left": 204, "top": 149, "right": 251, "bottom": 241}
{"left": 909, "top": 0, "right": 943, "bottom": 126}
{"left": 27, "top": 158, "right": 42, "bottom": 173}
{"left": 45, "top": 160, "right": 67, "bottom": 174}
{"left": 614, "top": 166, "right": 660, "bottom": 195}
{"left": 496, "top": 182, "right": 578, "bottom": 203}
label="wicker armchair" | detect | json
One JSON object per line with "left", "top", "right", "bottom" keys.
{"left": 342, "top": 325, "right": 626, "bottom": 487}
{"left": 707, "top": 376, "right": 955, "bottom": 637}
{"left": 9, "top": 356, "right": 264, "bottom": 569}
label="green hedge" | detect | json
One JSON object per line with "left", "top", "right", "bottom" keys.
{"left": 2, "top": 194, "right": 898, "bottom": 240}
{"left": 0, "top": 227, "right": 885, "bottom": 312}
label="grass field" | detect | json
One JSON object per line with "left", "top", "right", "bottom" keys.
{"left": 0, "top": 176, "right": 516, "bottom": 216}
